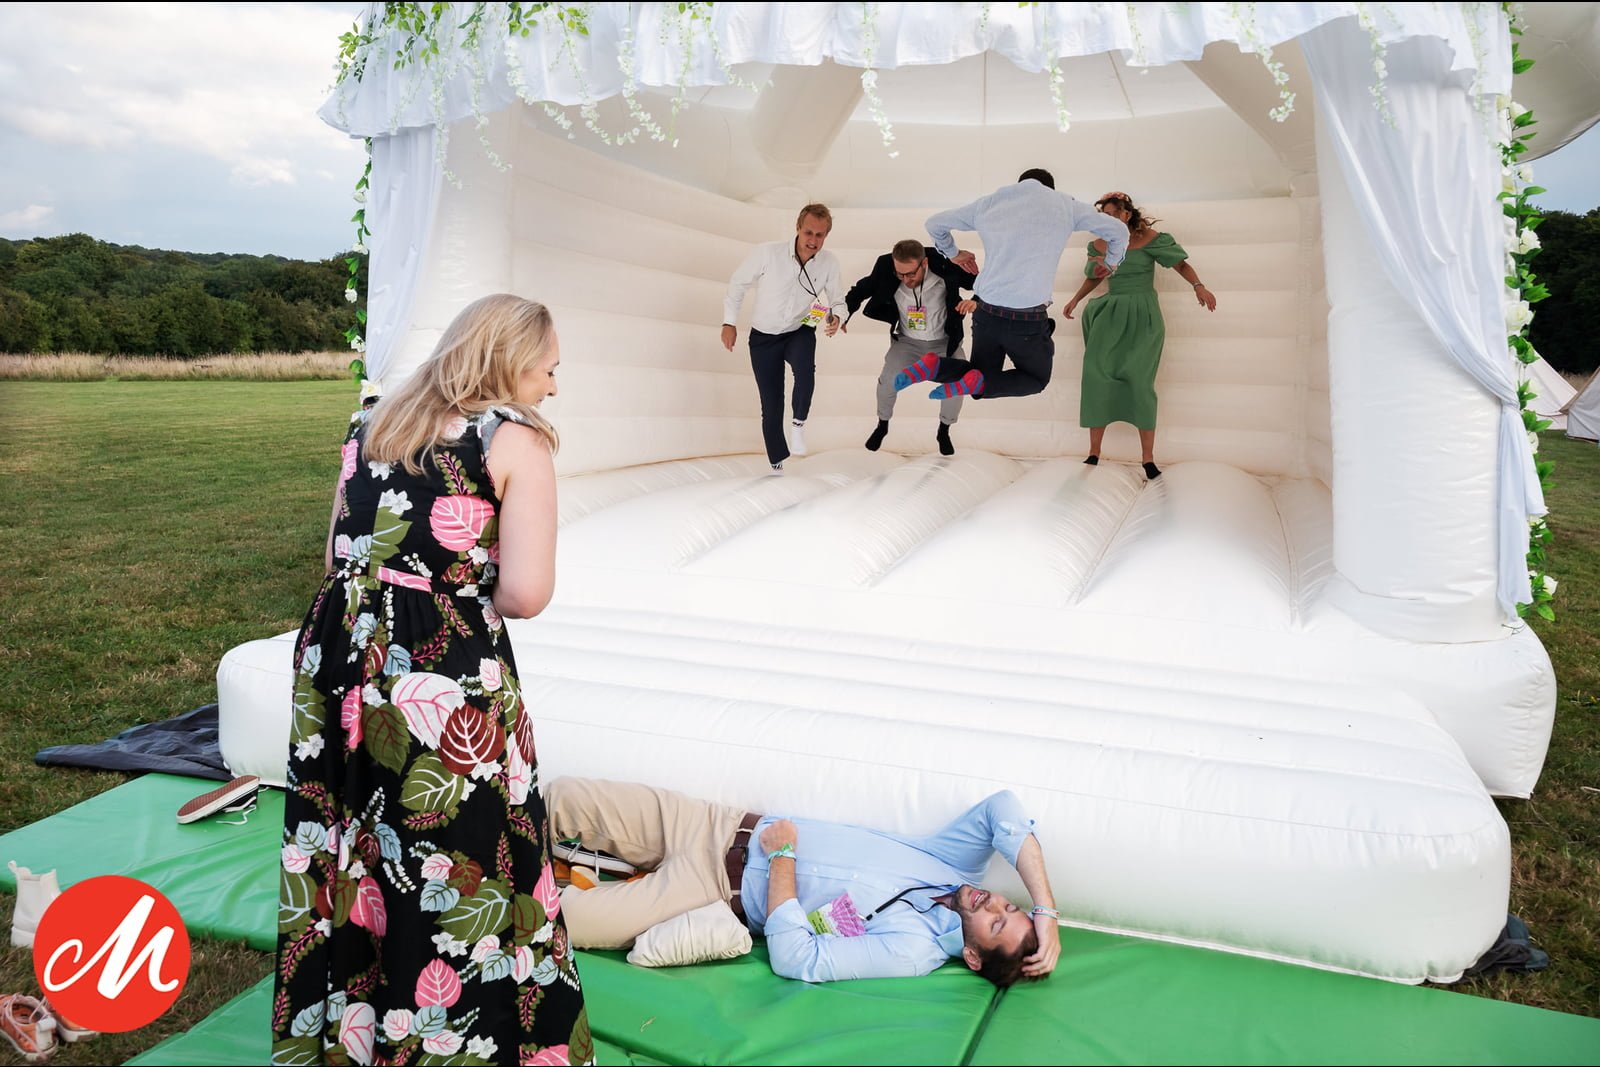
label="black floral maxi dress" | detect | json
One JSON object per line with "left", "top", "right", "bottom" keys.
{"left": 272, "top": 410, "right": 591, "bottom": 1067}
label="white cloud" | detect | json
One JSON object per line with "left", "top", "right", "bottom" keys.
{"left": 0, "top": 204, "right": 54, "bottom": 230}
{"left": 0, "top": 3, "right": 364, "bottom": 185}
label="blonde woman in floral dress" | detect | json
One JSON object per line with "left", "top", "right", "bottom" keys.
{"left": 273, "top": 295, "right": 591, "bottom": 1066}
{"left": 1064, "top": 192, "right": 1217, "bottom": 479}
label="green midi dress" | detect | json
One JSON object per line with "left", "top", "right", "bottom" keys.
{"left": 1079, "top": 231, "right": 1189, "bottom": 430}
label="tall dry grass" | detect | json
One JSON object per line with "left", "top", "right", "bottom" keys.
{"left": 0, "top": 352, "right": 351, "bottom": 381}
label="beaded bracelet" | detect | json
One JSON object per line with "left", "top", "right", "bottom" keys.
{"left": 1030, "top": 906, "right": 1061, "bottom": 920}
{"left": 768, "top": 843, "right": 796, "bottom": 860}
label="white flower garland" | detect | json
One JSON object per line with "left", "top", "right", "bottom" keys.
{"left": 1495, "top": 2, "right": 1557, "bottom": 620}
{"left": 859, "top": 3, "right": 898, "bottom": 157}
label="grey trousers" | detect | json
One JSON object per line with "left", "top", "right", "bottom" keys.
{"left": 878, "top": 335, "right": 964, "bottom": 426}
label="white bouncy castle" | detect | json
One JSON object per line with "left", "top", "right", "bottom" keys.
{"left": 219, "top": 4, "right": 1600, "bottom": 984}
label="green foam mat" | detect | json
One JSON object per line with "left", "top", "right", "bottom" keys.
{"left": 0, "top": 773, "right": 281, "bottom": 950}
{"left": 578, "top": 944, "right": 996, "bottom": 1065}
{"left": 970, "top": 928, "right": 1600, "bottom": 1065}
{"left": 126, "top": 948, "right": 991, "bottom": 1067}
{"left": 126, "top": 974, "right": 656, "bottom": 1067}
{"left": 128, "top": 976, "right": 274, "bottom": 1067}
{"left": 15, "top": 776, "right": 1600, "bottom": 1064}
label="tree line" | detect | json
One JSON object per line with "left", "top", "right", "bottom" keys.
{"left": 0, "top": 234, "right": 366, "bottom": 357}
{"left": 1528, "top": 208, "right": 1600, "bottom": 379}
{"left": 1, "top": 216, "right": 1595, "bottom": 373}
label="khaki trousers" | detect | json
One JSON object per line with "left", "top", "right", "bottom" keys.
{"left": 545, "top": 776, "right": 749, "bottom": 949}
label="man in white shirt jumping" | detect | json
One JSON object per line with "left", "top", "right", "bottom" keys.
{"left": 721, "top": 204, "right": 844, "bottom": 470}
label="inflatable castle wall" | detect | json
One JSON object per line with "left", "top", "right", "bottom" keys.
{"left": 219, "top": 5, "right": 1600, "bottom": 984}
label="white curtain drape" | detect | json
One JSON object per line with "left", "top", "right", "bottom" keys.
{"left": 1303, "top": 18, "right": 1545, "bottom": 617}
{"left": 321, "top": 3, "right": 1507, "bottom": 138}
{"left": 364, "top": 127, "right": 444, "bottom": 387}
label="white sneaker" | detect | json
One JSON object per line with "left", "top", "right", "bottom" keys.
{"left": 8, "top": 862, "right": 61, "bottom": 949}
{"left": 787, "top": 422, "right": 808, "bottom": 456}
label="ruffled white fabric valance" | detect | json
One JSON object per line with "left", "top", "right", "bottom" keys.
{"left": 321, "top": 2, "right": 1511, "bottom": 138}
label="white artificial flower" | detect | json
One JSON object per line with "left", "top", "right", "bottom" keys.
{"left": 295, "top": 735, "right": 325, "bottom": 761}
{"left": 1504, "top": 299, "right": 1534, "bottom": 330}
{"left": 353, "top": 188, "right": 368, "bottom": 203}
{"left": 467, "top": 1037, "right": 498, "bottom": 1060}
{"left": 368, "top": 459, "right": 392, "bottom": 480}
{"left": 345, "top": 288, "right": 358, "bottom": 304}
{"left": 1515, "top": 163, "right": 1535, "bottom": 183}
{"left": 1501, "top": 167, "right": 1517, "bottom": 194}
{"left": 359, "top": 378, "right": 384, "bottom": 403}
{"left": 1543, "top": 575, "right": 1558, "bottom": 596}
{"left": 1510, "top": 100, "right": 1529, "bottom": 121}
{"left": 353, "top": 240, "right": 369, "bottom": 254}
{"left": 1528, "top": 431, "right": 1540, "bottom": 453}
{"left": 1516, "top": 229, "right": 1541, "bottom": 254}
{"left": 378, "top": 489, "right": 413, "bottom": 515}
{"left": 350, "top": 336, "right": 367, "bottom": 353}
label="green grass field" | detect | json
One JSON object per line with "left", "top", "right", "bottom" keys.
{"left": 0, "top": 381, "right": 1594, "bottom": 1063}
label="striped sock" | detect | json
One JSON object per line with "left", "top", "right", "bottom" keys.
{"left": 930, "top": 369, "right": 984, "bottom": 400}
{"left": 893, "top": 352, "right": 941, "bottom": 391}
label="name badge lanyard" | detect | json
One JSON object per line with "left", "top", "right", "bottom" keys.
{"left": 798, "top": 256, "right": 822, "bottom": 302}
{"left": 862, "top": 883, "right": 955, "bottom": 922}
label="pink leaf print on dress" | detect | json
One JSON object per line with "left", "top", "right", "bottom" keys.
{"left": 338, "top": 439, "right": 359, "bottom": 491}
{"left": 342, "top": 687, "right": 363, "bottom": 751}
{"left": 430, "top": 495, "right": 494, "bottom": 551}
{"left": 375, "top": 566, "right": 431, "bottom": 591}
{"left": 533, "top": 863, "right": 561, "bottom": 921}
{"left": 339, "top": 1001, "right": 377, "bottom": 1066}
{"left": 350, "top": 876, "right": 387, "bottom": 937}
{"left": 523, "top": 1045, "right": 570, "bottom": 1065}
{"left": 415, "top": 959, "right": 463, "bottom": 1008}
{"left": 391, "top": 673, "right": 466, "bottom": 749}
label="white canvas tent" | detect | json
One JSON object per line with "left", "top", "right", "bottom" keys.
{"left": 218, "top": 4, "right": 1600, "bottom": 983}
{"left": 1565, "top": 368, "right": 1600, "bottom": 440}
{"left": 1524, "top": 355, "right": 1578, "bottom": 430}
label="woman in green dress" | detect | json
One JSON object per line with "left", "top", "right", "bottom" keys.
{"left": 1063, "top": 192, "right": 1217, "bottom": 479}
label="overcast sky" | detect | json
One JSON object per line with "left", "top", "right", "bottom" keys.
{"left": 2, "top": 2, "right": 1597, "bottom": 262}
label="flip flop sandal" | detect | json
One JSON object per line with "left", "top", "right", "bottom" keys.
{"left": 177, "top": 775, "right": 260, "bottom": 825}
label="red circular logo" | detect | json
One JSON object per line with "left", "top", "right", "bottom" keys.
{"left": 32, "top": 875, "right": 191, "bottom": 1033}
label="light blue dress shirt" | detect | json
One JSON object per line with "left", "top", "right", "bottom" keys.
{"left": 741, "top": 791, "right": 1038, "bottom": 982}
{"left": 926, "top": 180, "right": 1130, "bottom": 309}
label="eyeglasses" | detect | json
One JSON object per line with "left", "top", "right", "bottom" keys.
{"left": 894, "top": 265, "right": 924, "bottom": 280}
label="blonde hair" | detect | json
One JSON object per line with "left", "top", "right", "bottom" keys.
{"left": 796, "top": 203, "right": 833, "bottom": 230}
{"left": 364, "top": 293, "right": 560, "bottom": 475}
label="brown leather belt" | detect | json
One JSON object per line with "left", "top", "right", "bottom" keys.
{"left": 724, "top": 812, "right": 762, "bottom": 923}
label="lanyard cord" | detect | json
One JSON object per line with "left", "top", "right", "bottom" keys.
{"left": 797, "top": 257, "right": 820, "bottom": 300}
{"left": 862, "top": 883, "right": 954, "bottom": 923}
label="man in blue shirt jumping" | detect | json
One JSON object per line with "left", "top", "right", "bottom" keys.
{"left": 909, "top": 168, "right": 1130, "bottom": 402}
{"left": 547, "top": 777, "right": 1061, "bottom": 987}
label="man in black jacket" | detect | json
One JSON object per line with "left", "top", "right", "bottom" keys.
{"left": 843, "top": 239, "right": 979, "bottom": 456}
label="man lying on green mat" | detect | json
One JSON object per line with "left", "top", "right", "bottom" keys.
{"left": 547, "top": 777, "right": 1060, "bottom": 987}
